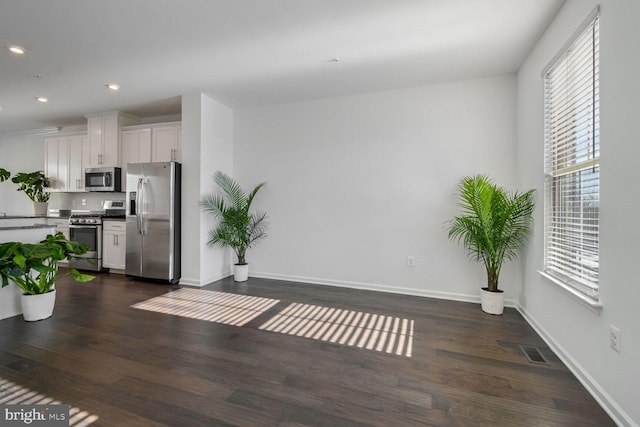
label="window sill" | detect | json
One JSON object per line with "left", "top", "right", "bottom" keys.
{"left": 537, "top": 270, "right": 603, "bottom": 313}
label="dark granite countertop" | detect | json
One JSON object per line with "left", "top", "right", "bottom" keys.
{"left": 0, "top": 224, "right": 56, "bottom": 231}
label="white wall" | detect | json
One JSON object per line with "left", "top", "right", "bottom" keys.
{"left": 0, "top": 133, "right": 46, "bottom": 215}
{"left": 199, "top": 94, "right": 234, "bottom": 284}
{"left": 234, "top": 75, "right": 520, "bottom": 303}
{"left": 517, "top": 1, "right": 639, "bottom": 425}
{"left": 181, "top": 93, "right": 233, "bottom": 286}
{"left": 181, "top": 93, "right": 204, "bottom": 285}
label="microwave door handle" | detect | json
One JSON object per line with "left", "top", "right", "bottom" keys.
{"left": 136, "top": 178, "right": 143, "bottom": 235}
{"left": 104, "top": 173, "right": 111, "bottom": 188}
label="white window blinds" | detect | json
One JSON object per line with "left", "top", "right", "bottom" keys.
{"left": 543, "top": 15, "right": 599, "bottom": 300}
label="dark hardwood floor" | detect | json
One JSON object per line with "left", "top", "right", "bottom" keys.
{"left": 0, "top": 272, "right": 615, "bottom": 426}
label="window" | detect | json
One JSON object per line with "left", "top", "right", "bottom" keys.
{"left": 543, "top": 13, "right": 599, "bottom": 301}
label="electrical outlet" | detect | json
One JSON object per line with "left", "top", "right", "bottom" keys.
{"left": 81, "top": 198, "right": 87, "bottom": 206}
{"left": 610, "top": 325, "right": 621, "bottom": 353}
{"left": 407, "top": 256, "right": 415, "bottom": 267}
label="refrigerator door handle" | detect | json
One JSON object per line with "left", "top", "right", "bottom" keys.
{"left": 137, "top": 178, "right": 144, "bottom": 236}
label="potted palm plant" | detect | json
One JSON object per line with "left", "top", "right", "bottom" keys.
{"left": 447, "top": 175, "right": 535, "bottom": 315}
{"left": 200, "top": 171, "right": 268, "bottom": 282}
{"left": 11, "top": 170, "right": 50, "bottom": 216}
{"left": 0, "top": 168, "right": 10, "bottom": 182}
{"left": 0, "top": 232, "right": 95, "bottom": 321}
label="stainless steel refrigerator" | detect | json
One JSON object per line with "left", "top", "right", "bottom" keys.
{"left": 126, "top": 162, "right": 181, "bottom": 283}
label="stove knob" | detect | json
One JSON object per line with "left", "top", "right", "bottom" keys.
{"left": 89, "top": 219, "right": 96, "bottom": 224}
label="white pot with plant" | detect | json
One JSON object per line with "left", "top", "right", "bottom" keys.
{"left": 11, "top": 170, "right": 50, "bottom": 216}
{"left": 447, "top": 175, "right": 535, "bottom": 315}
{"left": 200, "top": 171, "right": 268, "bottom": 282}
{"left": 0, "top": 232, "right": 95, "bottom": 321}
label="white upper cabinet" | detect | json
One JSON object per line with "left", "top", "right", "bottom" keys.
{"left": 68, "top": 134, "right": 89, "bottom": 191}
{"left": 44, "top": 114, "right": 179, "bottom": 194}
{"left": 151, "top": 124, "right": 182, "bottom": 162}
{"left": 44, "top": 137, "right": 68, "bottom": 191}
{"left": 44, "top": 133, "right": 88, "bottom": 192}
{"left": 121, "top": 128, "right": 152, "bottom": 179}
{"left": 121, "top": 121, "right": 182, "bottom": 163}
{"left": 86, "top": 112, "right": 139, "bottom": 168}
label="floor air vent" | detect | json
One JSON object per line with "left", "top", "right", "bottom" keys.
{"left": 519, "top": 345, "right": 550, "bottom": 365}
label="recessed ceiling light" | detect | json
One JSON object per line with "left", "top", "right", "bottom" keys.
{"left": 7, "top": 45, "right": 26, "bottom": 55}
{"left": 36, "top": 97, "right": 48, "bottom": 103}
{"left": 106, "top": 83, "right": 120, "bottom": 91}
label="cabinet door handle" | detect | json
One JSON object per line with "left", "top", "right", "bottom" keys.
{"left": 171, "top": 149, "right": 175, "bottom": 161}
{"left": 114, "top": 234, "right": 118, "bottom": 245}
{"left": 76, "top": 179, "right": 81, "bottom": 189}
{"left": 98, "top": 153, "right": 103, "bottom": 164}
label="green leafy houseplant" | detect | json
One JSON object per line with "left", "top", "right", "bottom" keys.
{"left": 0, "top": 168, "right": 10, "bottom": 182}
{"left": 447, "top": 175, "right": 535, "bottom": 293}
{"left": 200, "top": 172, "right": 268, "bottom": 266}
{"left": 11, "top": 170, "right": 50, "bottom": 202}
{"left": 0, "top": 232, "right": 95, "bottom": 295}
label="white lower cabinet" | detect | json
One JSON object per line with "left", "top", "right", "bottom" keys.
{"left": 47, "top": 218, "right": 70, "bottom": 265}
{"left": 103, "top": 220, "right": 126, "bottom": 271}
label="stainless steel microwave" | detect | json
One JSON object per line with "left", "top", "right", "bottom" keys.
{"left": 84, "top": 167, "right": 122, "bottom": 192}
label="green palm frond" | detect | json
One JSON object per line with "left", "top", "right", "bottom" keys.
{"left": 200, "top": 171, "right": 268, "bottom": 265}
{"left": 448, "top": 175, "right": 535, "bottom": 292}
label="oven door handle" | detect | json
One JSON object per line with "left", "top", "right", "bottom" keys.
{"left": 69, "top": 224, "right": 100, "bottom": 229}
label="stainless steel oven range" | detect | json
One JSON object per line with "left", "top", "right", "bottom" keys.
{"left": 68, "top": 213, "right": 103, "bottom": 271}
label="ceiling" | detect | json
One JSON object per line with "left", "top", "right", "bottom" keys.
{"left": 0, "top": 0, "right": 563, "bottom": 136}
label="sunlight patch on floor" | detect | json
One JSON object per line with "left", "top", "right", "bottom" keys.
{"left": 258, "top": 303, "right": 414, "bottom": 357}
{"left": 131, "top": 288, "right": 280, "bottom": 326}
{"left": 0, "top": 377, "right": 99, "bottom": 426}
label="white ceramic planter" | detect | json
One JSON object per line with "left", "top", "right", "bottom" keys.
{"left": 480, "top": 288, "right": 504, "bottom": 315}
{"left": 33, "top": 202, "right": 48, "bottom": 216}
{"left": 233, "top": 264, "right": 249, "bottom": 282}
{"left": 21, "top": 289, "right": 56, "bottom": 321}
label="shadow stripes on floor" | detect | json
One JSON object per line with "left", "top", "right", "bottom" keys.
{"left": 130, "top": 288, "right": 280, "bottom": 326}
{"left": 0, "top": 377, "right": 99, "bottom": 426}
{"left": 258, "top": 302, "right": 414, "bottom": 357}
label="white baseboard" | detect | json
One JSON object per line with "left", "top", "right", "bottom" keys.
{"left": 179, "top": 271, "right": 231, "bottom": 287}
{"left": 250, "top": 271, "right": 518, "bottom": 308}
{"left": 517, "top": 304, "right": 635, "bottom": 427}
{"left": 178, "top": 277, "right": 203, "bottom": 287}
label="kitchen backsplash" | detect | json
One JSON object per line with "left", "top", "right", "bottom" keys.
{"left": 49, "top": 192, "right": 125, "bottom": 211}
